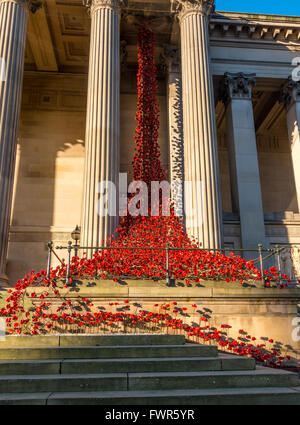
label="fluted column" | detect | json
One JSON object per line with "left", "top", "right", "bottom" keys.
{"left": 172, "top": 0, "right": 223, "bottom": 248}
{"left": 0, "top": 0, "right": 40, "bottom": 285}
{"left": 82, "top": 0, "right": 122, "bottom": 254}
{"left": 280, "top": 78, "right": 300, "bottom": 211}
{"left": 164, "top": 45, "right": 184, "bottom": 216}
{"left": 220, "top": 72, "right": 266, "bottom": 252}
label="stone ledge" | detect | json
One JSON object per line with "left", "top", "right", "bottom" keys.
{"left": 18, "top": 279, "right": 300, "bottom": 300}
{"left": 0, "top": 334, "right": 186, "bottom": 349}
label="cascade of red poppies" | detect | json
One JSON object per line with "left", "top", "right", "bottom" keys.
{"left": 0, "top": 25, "right": 297, "bottom": 375}
{"left": 0, "top": 22, "right": 294, "bottom": 344}
{"left": 119, "top": 24, "right": 169, "bottom": 235}
{"left": 0, "top": 22, "right": 289, "bottom": 289}
{"left": 133, "top": 24, "right": 165, "bottom": 185}
{"left": 116, "top": 24, "right": 187, "bottom": 245}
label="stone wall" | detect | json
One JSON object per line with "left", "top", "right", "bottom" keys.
{"left": 7, "top": 279, "right": 298, "bottom": 358}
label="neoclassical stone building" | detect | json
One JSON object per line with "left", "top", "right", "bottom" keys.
{"left": 1, "top": 0, "right": 300, "bottom": 284}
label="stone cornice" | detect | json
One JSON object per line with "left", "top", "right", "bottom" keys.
{"left": 279, "top": 77, "right": 300, "bottom": 109}
{"left": 0, "top": 0, "right": 42, "bottom": 13}
{"left": 213, "top": 11, "right": 300, "bottom": 25}
{"left": 83, "top": 0, "right": 127, "bottom": 16}
{"left": 210, "top": 13, "right": 300, "bottom": 43}
{"left": 171, "top": 0, "right": 215, "bottom": 22}
{"left": 219, "top": 72, "right": 256, "bottom": 104}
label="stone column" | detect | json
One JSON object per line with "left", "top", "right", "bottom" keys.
{"left": 172, "top": 0, "right": 223, "bottom": 249}
{"left": 82, "top": 0, "right": 122, "bottom": 254}
{"left": 164, "top": 45, "right": 184, "bottom": 216}
{"left": 220, "top": 72, "right": 266, "bottom": 250}
{"left": 0, "top": 0, "right": 40, "bottom": 285}
{"left": 280, "top": 78, "right": 300, "bottom": 211}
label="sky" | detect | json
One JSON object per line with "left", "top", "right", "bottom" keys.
{"left": 215, "top": 0, "right": 300, "bottom": 16}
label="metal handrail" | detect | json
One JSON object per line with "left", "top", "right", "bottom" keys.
{"left": 55, "top": 245, "right": 274, "bottom": 252}
{"left": 46, "top": 241, "right": 287, "bottom": 287}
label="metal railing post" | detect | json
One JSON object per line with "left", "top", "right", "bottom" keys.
{"left": 66, "top": 241, "right": 72, "bottom": 284}
{"left": 275, "top": 244, "right": 282, "bottom": 286}
{"left": 74, "top": 242, "right": 79, "bottom": 258}
{"left": 258, "top": 243, "right": 265, "bottom": 287}
{"left": 166, "top": 243, "right": 171, "bottom": 286}
{"left": 94, "top": 249, "right": 98, "bottom": 279}
{"left": 46, "top": 241, "right": 53, "bottom": 279}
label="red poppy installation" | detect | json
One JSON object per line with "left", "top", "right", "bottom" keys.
{"left": 133, "top": 23, "right": 165, "bottom": 186}
{"left": 0, "top": 23, "right": 296, "bottom": 379}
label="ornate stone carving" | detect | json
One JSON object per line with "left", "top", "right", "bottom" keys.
{"left": 279, "top": 77, "right": 300, "bottom": 109}
{"left": 83, "top": 0, "right": 127, "bottom": 16}
{"left": 280, "top": 246, "right": 300, "bottom": 280}
{"left": 280, "top": 248, "right": 294, "bottom": 278}
{"left": 219, "top": 72, "right": 256, "bottom": 105}
{"left": 171, "top": 0, "right": 215, "bottom": 22}
{"left": 291, "top": 247, "right": 300, "bottom": 278}
{"left": 0, "top": 0, "right": 42, "bottom": 13}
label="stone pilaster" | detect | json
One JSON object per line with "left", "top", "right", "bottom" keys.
{"left": 172, "top": 0, "right": 223, "bottom": 249}
{"left": 280, "top": 77, "right": 300, "bottom": 212}
{"left": 163, "top": 45, "right": 184, "bottom": 216}
{"left": 220, "top": 72, "right": 266, "bottom": 251}
{"left": 0, "top": 0, "right": 41, "bottom": 285}
{"left": 81, "top": 0, "right": 122, "bottom": 254}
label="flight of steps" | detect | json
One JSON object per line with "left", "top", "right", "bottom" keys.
{"left": 0, "top": 334, "right": 299, "bottom": 405}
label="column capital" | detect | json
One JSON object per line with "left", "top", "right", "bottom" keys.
{"left": 83, "top": 0, "right": 127, "bottom": 16}
{"left": 171, "top": 0, "right": 215, "bottom": 22}
{"left": 219, "top": 72, "right": 256, "bottom": 105}
{"left": 279, "top": 77, "right": 300, "bottom": 109}
{"left": 163, "top": 45, "right": 181, "bottom": 73}
{"left": 0, "top": 0, "right": 42, "bottom": 13}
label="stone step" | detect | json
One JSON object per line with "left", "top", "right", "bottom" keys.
{"left": 127, "top": 368, "right": 299, "bottom": 391}
{"left": 0, "top": 360, "right": 61, "bottom": 375}
{"left": 0, "top": 344, "right": 217, "bottom": 361}
{"left": 0, "top": 368, "right": 298, "bottom": 393}
{"left": 0, "top": 355, "right": 255, "bottom": 375}
{"left": 0, "top": 334, "right": 185, "bottom": 348}
{"left": 0, "top": 386, "right": 300, "bottom": 405}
